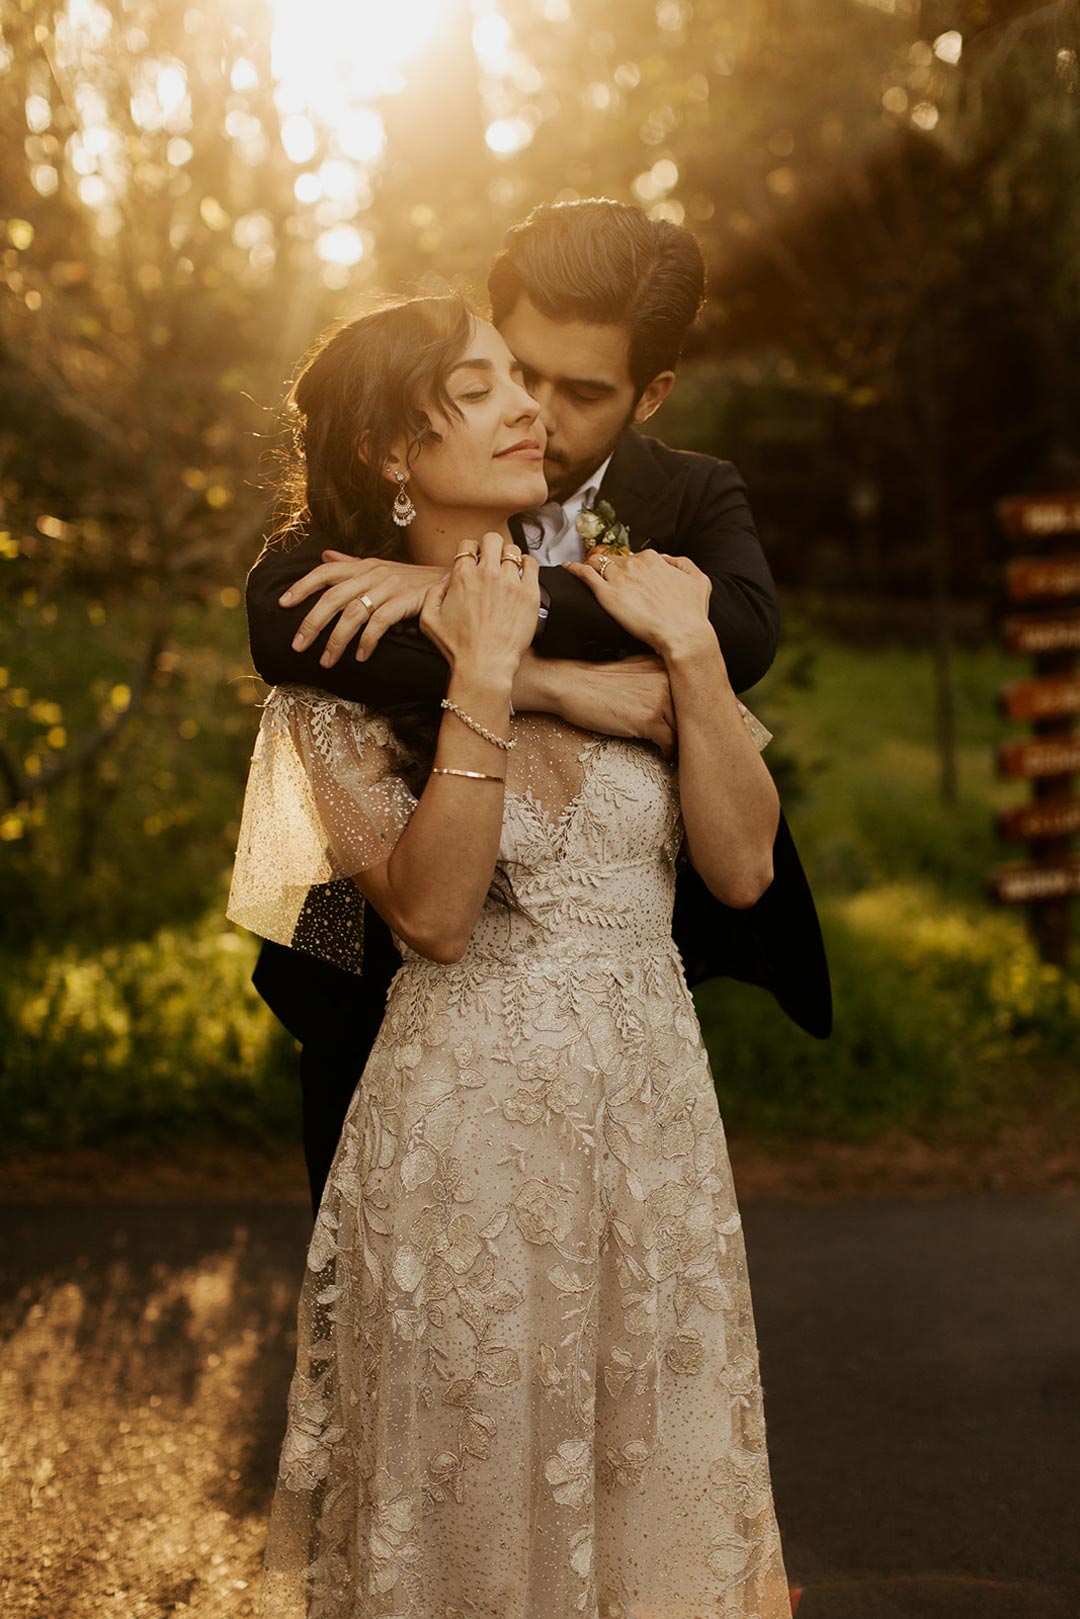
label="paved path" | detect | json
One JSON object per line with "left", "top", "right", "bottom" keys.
{"left": 2, "top": 1193, "right": 1078, "bottom": 1617}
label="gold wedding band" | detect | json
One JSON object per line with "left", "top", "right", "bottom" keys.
{"left": 454, "top": 549, "right": 480, "bottom": 563}
{"left": 359, "top": 592, "right": 374, "bottom": 612}
{"left": 500, "top": 551, "right": 522, "bottom": 565}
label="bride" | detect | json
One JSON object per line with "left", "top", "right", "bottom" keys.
{"left": 228, "top": 293, "right": 793, "bottom": 1618}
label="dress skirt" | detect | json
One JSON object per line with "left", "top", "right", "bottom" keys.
{"left": 256, "top": 936, "right": 792, "bottom": 1619}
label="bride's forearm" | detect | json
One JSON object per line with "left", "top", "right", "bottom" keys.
{"left": 356, "top": 662, "right": 514, "bottom": 962}
{"left": 666, "top": 637, "right": 779, "bottom": 908}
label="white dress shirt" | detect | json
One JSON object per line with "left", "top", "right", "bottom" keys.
{"left": 520, "top": 453, "right": 615, "bottom": 567}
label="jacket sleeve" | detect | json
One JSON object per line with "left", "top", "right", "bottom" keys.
{"left": 246, "top": 536, "right": 452, "bottom": 707}
{"left": 532, "top": 461, "right": 781, "bottom": 695}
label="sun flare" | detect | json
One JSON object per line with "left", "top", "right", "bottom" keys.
{"left": 268, "top": 0, "right": 456, "bottom": 118}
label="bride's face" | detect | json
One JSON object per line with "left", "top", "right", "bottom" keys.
{"left": 386, "top": 318, "right": 547, "bottom": 528}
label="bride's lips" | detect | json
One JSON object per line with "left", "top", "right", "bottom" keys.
{"left": 495, "top": 439, "right": 544, "bottom": 461}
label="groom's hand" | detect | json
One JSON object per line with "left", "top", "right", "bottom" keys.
{"left": 514, "top": 651, "right": 676, "bottom": 759}
{"left": 280, "top": 551, "right": 446, "bottom": 666}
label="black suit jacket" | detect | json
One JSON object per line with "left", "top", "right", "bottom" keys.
{"left": 245, "top": 428, "right": 832, "bottom": 1045}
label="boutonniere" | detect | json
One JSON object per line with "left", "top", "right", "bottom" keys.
{"left": 575, "top": 497, "right": 631, "bottom": 555}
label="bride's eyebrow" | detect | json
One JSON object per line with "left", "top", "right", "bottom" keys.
{"left": 448, "top": 358, "right": 495, "bottom": 377}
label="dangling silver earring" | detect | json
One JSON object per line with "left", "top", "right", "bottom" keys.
{"left": 391, "top": 469, "right": 416, "bottom": 528}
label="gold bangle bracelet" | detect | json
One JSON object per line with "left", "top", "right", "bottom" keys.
{"left": 430, "top": 766, "right": 506, "bottom": 782}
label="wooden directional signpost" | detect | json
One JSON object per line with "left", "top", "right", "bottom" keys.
{"left": 991, "top": 493, "right": 1080, "bottom": 963}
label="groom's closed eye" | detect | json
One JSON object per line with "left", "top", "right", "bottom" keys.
{"left": 514, "top": 364, "right": 616, "bottom": 406}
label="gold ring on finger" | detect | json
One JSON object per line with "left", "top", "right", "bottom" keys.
{"left": 596, "top": 555, "right": 612, "bottom": 580}
{"left": 500, "top": 551, "right": 522, "bottom": 566}
{"left": 454, "top": 549, "right": 480, "bottom": 563}
{"left": 359, "top": 593, "right": 374, "bottom": 612}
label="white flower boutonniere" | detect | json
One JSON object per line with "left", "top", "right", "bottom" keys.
{"left": 575, "top": 498, "right": 631, "bottom": 554}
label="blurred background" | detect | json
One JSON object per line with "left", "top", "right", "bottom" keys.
{"left": 2, "top": 0, "right": 1080, "bottom": 1165}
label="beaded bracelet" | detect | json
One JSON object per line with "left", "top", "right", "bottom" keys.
{"left": 440, "top": 697, "right": 516, "bottom": 751}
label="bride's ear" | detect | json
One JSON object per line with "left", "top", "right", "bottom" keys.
{"left": 357, "top": 430, "right": 385, "bottom": 471}
{"left": 359, "top": 432, "right": 408, "bottom": 488}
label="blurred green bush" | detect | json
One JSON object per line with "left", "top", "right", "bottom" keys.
{"left": 0, "top": 908, "right": 297, "bottom": 1149}
{"left": 699, "top": 883, "right": 1080, "bottom": 1141}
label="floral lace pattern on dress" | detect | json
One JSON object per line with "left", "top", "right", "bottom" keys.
{"left": 250, "top": 701, "right": 790, "bottom": 1619}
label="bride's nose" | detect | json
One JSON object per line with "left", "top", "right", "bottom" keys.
{"left": 506, "top": 382, "right": 541, "bottom": 425}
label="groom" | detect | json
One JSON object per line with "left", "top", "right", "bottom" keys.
{"left": 245, "top": 199, "right": 832, "bottom": 1210}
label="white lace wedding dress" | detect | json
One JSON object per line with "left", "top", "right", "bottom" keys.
{"left": 227, "top": 688, "right": 792, "bottom": 1619}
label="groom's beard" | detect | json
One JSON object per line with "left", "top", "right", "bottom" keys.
{"left": 542, "top": 402, "right": 638, "bottom": 504}
{"left": 541, "top": 449, "right": 579, "bottom": 505}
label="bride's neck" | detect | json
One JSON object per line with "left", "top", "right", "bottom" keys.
{"left": 405, "top": 508, "right": 513, "bottom": 568}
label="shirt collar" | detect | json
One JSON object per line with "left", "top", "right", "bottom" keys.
{"left": 560, "top": 451, "right": 615, "bottom": 525}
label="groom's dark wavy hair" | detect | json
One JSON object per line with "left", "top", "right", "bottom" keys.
{"left": 487, "top": 199, "right": 706, "bottom": 390}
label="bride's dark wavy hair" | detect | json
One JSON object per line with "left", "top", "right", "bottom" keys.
{"left": 272, "top": 292, "right": 475, "bottom": 563}
{"left": 271, "top": 295, "right": 483, "bottom": 800}
{"left": 270, "top": 294, "right": 524, "bottom": 922}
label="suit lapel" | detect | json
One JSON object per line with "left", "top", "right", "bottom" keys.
{"left": 598, "top": 429, "right": 689, "bottom": 552}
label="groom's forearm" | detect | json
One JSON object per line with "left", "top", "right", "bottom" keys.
{"left": 246, "top": 539, "right": 451, "bottom": 709}
{"left": 512, "top": 650, "right": 675, "bottom": 752}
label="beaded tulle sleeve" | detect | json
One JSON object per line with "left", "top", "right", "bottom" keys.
{"left": 226, "top": 685, "right": 418, "bottom": 973}
{"left": 734, "top": 698, "right": 772, "bottom": 752}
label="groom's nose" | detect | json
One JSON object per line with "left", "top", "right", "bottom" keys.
{"left": 528, "top": 381, "right": 559, "bottom": 440}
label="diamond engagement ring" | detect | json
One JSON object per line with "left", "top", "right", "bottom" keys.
{"left": 595, "top": 554, "right": 613, "bottom": 580}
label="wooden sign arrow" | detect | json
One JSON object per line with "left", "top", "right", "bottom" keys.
{"left": 997, "top": 737, "right": 1080, "bottom": 778}
{"left": 998, "top": 676, "right": 1080, "bottom": 721}
{"left": 1001, "top": 612, "right": 1080, "bottom": 655}
{"left": 1006, "top": 555, "right": 1080, "bottom": 601}
{"left": 997, "top": 492, "right": 1080, "bottom": 539}
{"left": 998, "top": 797, "right": 1080, "bottom": 841}
{"left": 989, "top": 860, "right": 1080, "bottom": 904}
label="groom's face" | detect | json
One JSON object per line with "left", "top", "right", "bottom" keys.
{"left": 496, "top": 295, "right": 642, "bottom": 505}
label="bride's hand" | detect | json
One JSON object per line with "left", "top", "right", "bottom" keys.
{"left": 420, "top": 532, "right": 540, "bottom": 681}
{"left": 562, "top": 550, "right": 719, "bottom": 665}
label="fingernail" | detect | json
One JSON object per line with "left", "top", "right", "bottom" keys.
{"left": 319, "top": 652, "right": 331, "bottom": 666}
{"left": 292, "top": 633, "right": 306, "bottom": 649}
{"left": 281, "top": 591, "right": 292, "bottom": 604}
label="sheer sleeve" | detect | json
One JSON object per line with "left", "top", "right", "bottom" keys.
{"left": 226, "top": 684, "right": 418, "bottom": 973}
{"left": 735, "top": 698, "right": 773, "bottom": 751}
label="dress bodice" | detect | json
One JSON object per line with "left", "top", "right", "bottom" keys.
{"left": 226, "top": 687, "right": 770, "bottom": 985}
{"left": 402, "top": 713, "right": 683, "bottom": 975}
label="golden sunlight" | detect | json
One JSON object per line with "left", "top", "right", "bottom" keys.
{"left": 268, "top": 0, "right": 456, "bottom": 121}
{"left": 266, "top": 0, "right": 463, "bottom": 282}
